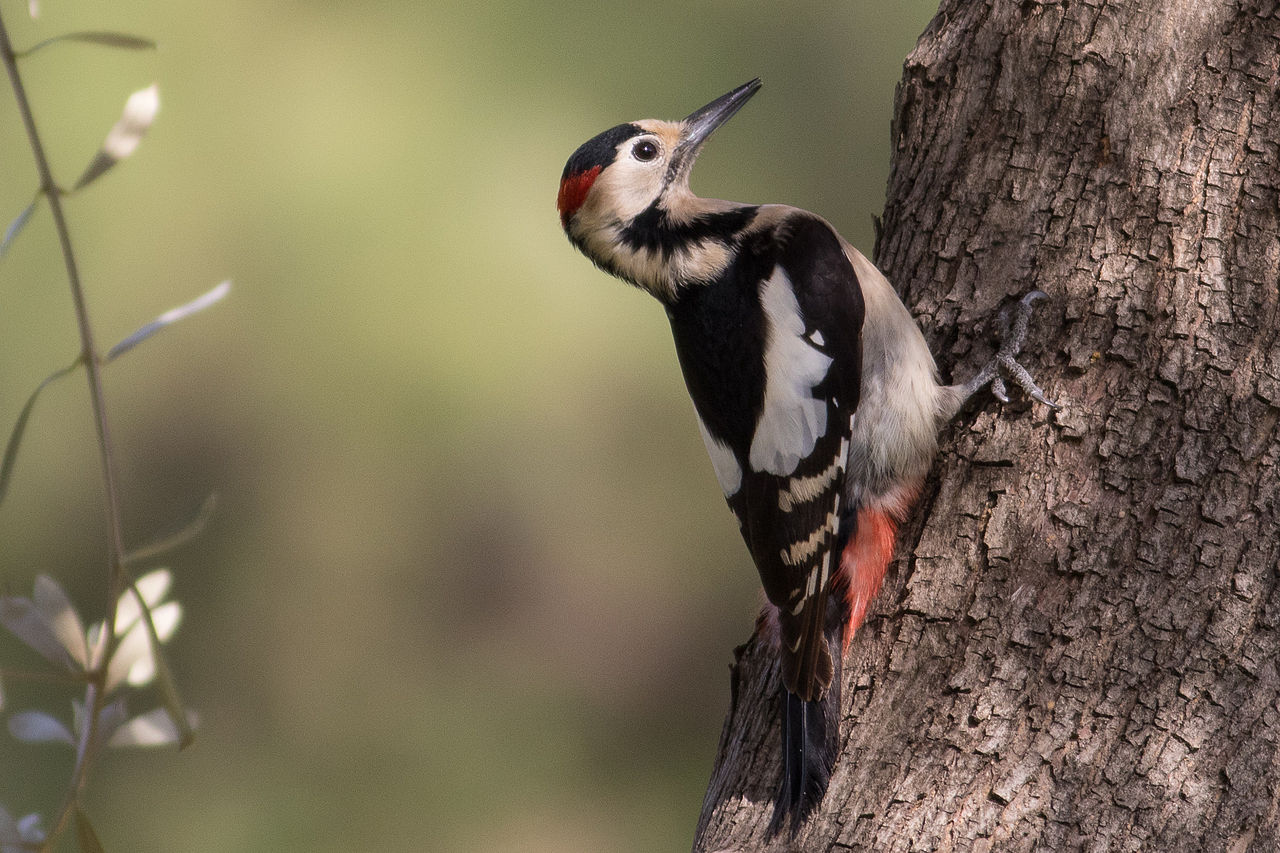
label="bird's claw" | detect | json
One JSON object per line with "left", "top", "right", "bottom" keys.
{"left": 998, "top": 350, "right": 1058, "bottom": 408}
{"left": 963, "top": 291, "right": 1059, "bottom": 409}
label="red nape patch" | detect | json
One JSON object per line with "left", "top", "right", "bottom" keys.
{"left": 557, "top": 165, "right": 601, "bottom": 229}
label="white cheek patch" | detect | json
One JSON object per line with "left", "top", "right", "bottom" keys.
{"left": 750, "top": 268, "right": 833, "bottom": 476}
{"left": 609, "top": 170, "right": 664, "bottom": 219}
{"left": 696, "top": 413, "right": 742, "bottom": 497}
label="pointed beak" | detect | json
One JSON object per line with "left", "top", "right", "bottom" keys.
{"left": 670, "top": 78, "right": 761, "bottom": 178}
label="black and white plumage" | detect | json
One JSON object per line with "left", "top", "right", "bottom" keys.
{"left": 557, "top": 78, "right": 1054, "bottom": 833}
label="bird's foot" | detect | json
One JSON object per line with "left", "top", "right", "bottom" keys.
{"left": 962, "top": 291, "right": 1058, "bottom": 408}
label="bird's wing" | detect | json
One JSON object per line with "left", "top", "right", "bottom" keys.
{"left": 730, "top": 213, "right": 864, "bottom": 701}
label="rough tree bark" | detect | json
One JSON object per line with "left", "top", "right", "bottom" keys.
{"left": 693, "top": 1, "right": 1280, "bottom": 851}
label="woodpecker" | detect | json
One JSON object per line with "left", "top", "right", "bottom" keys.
{"left": 557, "top": 79, "right": 1055, "bottom": 833}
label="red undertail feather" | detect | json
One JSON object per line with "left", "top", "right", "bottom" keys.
{"left": 557, "top": 166, "right": 601, "bottom": 228}
{"left": 840, "top": 505, "right": 899, "bottom": 652}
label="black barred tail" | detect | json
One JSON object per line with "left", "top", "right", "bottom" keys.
{"left": 769, "top": 555, "right": 852, "bottom": 837}
{"left": 769, "top": 627, "right": 844, "bottom": 836}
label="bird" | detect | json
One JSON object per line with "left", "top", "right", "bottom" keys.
{"left": 556, "top": 78, "right": 1055, "bottom": 834}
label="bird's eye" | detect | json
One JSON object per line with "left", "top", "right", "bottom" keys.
{"left": 632, "top": 139, "right": 659, "bottom": 162}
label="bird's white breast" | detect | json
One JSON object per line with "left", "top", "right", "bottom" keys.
{"left": 842, "top": 246, "right": 943, "bottom": 506}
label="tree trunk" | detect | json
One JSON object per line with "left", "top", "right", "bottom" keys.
{"left": 693, "top": 1, "right": 1280, "bottom": 850}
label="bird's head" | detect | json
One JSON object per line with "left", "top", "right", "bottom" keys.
{"left": 557, "top": 79, "right": 762, "bottom": 291}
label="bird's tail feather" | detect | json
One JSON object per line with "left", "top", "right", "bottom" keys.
{"left": 769, "top": 624, "right": 843, "bottom": 836}
{"left": 767, "top": 502, "right": 899, "bottom": 834}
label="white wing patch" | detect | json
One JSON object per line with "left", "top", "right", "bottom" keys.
{"left": 696, "top": 412, "right": 742, "bottom": 497}
{"left": 749, "top": 268, "right": 833, "bottom": 476}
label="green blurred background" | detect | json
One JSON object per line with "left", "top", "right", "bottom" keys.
{"left": 0, "top": 1, "right": 936, "bottom": 849}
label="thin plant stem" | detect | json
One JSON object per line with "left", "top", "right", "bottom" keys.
{"left": 0, "top": 10, "right": 128, "bottom": 609}
{"left": 0, "top": 9, "right": 129, "bottom": 849}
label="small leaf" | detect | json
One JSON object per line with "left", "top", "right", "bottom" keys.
{"left": 124, "top": 602, "right": 181, "bottom": 688}
{"left": 105, "top": 602, "right": 178, "bottom": 692}
{"left": 0, "top": 201, "right": 37, "bottom": 260}
{"left": 16, "top": 813, "right": 46, "bottom": 844}
{"left": 9, "top": 710, "right": 73, "bottom": 745}
{"left": 106, "top": 280, "right": 231, "bottom": 362}
{"left": 33, "top": 576, "right": 88, "bottom": 669}
{"left": 20, "top": 31, "right": 156, "bottom": 57}
{"left": 0, "top": 595, "right": 75, "bottom": 670}
{"left": 149, "top": 600, "right": 181, "bottom": 643}
{"left": 107, "top": 707, "right": 198, "bottom": 748}
{"left": 0, "top": 359, "right": 83, "bottom": 508}
{"left": 74, "top": 807, "right": 106, "bottom": 853}
{"left": 105, "top": 622, "right": 147, "bottom": 693}
{"left": 72, "top": 83, "right": 160, "bottom": 191}
{"left": 125, "top": 493, "right": 217, "bottom": 566}
{"left": 114, "top": 568, "right": 171, "bottom": 634}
